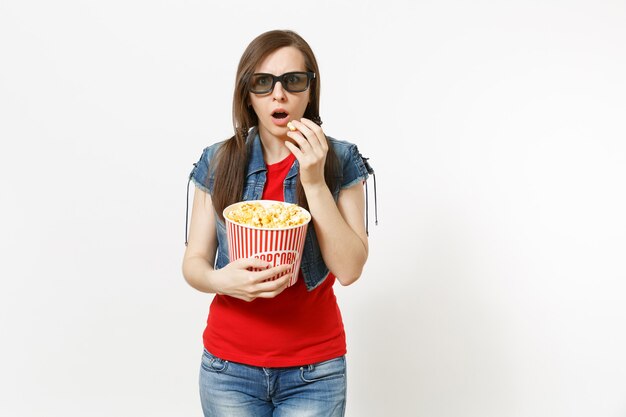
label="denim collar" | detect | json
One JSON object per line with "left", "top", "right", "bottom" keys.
{"left": 246, "top": 127, "right": 299, "bottom": 180}
{"left": 246, "top": 128, "right": 266, "bottom": 177}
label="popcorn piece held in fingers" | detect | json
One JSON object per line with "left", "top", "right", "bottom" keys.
{"left": 287, "top": 121, "right": 297, "bottom": 131}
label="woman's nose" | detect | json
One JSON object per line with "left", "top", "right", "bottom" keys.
{"left": 272, "top": 82, "right": 287, "bottom": 101}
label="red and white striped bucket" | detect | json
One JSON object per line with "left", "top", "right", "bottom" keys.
{"left": 223, "top": 200, "right": 311, "bottom": 287}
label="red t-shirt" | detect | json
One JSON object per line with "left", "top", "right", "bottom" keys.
{"left": 203, "top": 153, "right": 346, "bottom": 367}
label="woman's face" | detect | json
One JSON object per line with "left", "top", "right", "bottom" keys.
{"left": 249, "top": 46, "right": 311, "bottom": 143}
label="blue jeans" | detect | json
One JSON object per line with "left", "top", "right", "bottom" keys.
{"left": 199, "top": 350, "right": 347, "bottom": 417}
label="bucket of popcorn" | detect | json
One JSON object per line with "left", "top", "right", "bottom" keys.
{"left": 223, "top": 200, "right": 311, "bottom": 287}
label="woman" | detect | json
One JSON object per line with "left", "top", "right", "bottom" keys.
{"left": 183, "top": 29, "right": 371, "bottom": 417}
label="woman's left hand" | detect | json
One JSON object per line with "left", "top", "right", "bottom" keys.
{"left": 284, "top": 118, "right": 328, "bottom": 188}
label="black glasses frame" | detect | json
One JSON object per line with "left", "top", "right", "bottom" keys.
{"left": 248, "top": 71, "right": 316, "bottom": 94}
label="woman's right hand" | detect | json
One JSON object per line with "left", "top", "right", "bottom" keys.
{"left": 210, "top": 257, "right": 294, "bottom": 302}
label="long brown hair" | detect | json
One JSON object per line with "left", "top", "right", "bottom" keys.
{"left": 211, "top": 30, "right": 340, "bottom": 219}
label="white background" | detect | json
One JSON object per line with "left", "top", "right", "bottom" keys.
{"left": 1, "top": 1, "right": 625, "bottom": 416}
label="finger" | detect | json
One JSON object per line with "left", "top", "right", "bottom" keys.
{"left": 286, "top": 130, "right": 313, "bottom": 152}
{"left": 291, "top": 120, "right": 320, "bottom": 150}
{"left": 256, "top": 280, "right": 289, "bottom": 298}
{"left": 238, "top": 258, "right": 291, "bottom": 284}
{"left": 255, "top": 285, "right": 289, "bottom": 299}
{"left": 255, "top": 271, "right": 291, "bottom": 291}
{"left": 256, "top": 262, "right": 294, "bottom": 281}
{"left": 299, "top": 118, "right": 328, "bottom": 152}
{"left": 284, "top": 140, "right": 304, "bottom": 159}
{"left": 236, "top": 257, "right": 272, "bottom": 270}
{"left": 290, "top": 122, "right": 324, "bottom": 160}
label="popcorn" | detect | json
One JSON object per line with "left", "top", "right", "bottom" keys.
{"left": 224, "top": 200, "right": 311, "bottom": 287}
{"left": 287, "top": 121, "right": 297, "bottom": 131}
{"left": 226, "top": 201, "right": 308, "bottom": 228}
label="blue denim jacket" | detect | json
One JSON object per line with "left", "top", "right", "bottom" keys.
{"left": 189, "top": 128, "right": 370, "bottom": 291}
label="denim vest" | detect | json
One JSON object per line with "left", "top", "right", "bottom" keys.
{"left": 189, "top": 128, "right": 371, "bottom": 291}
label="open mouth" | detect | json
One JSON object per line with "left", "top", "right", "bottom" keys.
{"left": 270, "top": 109, "right": 291, "bottom": 127}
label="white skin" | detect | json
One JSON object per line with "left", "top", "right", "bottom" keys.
{"left": 182, "top": 46, "right": 368, "bottom": 302}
